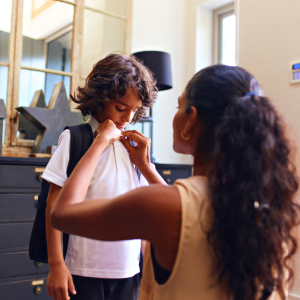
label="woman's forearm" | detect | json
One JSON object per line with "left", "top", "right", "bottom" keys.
{"left": 140, "top": 163, "right": 168, "bottom": 185}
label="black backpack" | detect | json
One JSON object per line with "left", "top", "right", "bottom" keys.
{"left": 29, "top": 123, "right": 94, "bottom": 263}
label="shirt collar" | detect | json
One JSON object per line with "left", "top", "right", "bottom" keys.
{"left": 86, "top": 115, "right": 99, "bottom": 133}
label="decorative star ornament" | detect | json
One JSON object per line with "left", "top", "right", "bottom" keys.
{"left": 16, "top": 81, "right": 83, "bottom": 153}
{"left": 0, "top": 99, "right": 7, "bottom": 156}
{"left": 18, "top": 89, "right": 46, "bottom": 140}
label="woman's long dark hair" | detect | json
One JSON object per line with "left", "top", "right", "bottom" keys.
{"left": 185, "top": 65, "right": 299, "bottom": 300}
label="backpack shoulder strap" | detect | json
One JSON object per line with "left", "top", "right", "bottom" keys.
{"left": 64, "top": 123, "right": 94, "bottom": 177}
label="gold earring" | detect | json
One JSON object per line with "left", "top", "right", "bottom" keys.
{"left": 181, "top": 130, "right": 191, "bottom": 140}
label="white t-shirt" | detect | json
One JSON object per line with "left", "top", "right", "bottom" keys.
{"left": 42, "top": 116, "right": 147, "bottom": 279}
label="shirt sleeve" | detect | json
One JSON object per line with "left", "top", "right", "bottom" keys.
{"left": 41, "top": 130, "right": 70, "bottom": 187}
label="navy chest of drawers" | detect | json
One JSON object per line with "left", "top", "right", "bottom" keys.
{"left": 154, "top": 163, "right": 193, "bottom": 185}
{"left": 0, "top": 157, "right": 51, "bottom": 300}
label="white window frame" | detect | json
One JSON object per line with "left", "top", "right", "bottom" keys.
{"left": 212, "top": 2, "right": 235, "bottom": 65}
{"left": 0, "top": 0, "right": 133, "bottom": 156}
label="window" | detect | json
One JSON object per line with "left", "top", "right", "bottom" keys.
{"left": 213, "top": 3, "right": 236, "bottom": 66}
{"left": 45, "top": 29, "right": 72, "bottom": 105}
{"left": 0, "top": 0, "right": 132, "bottom": 157}
{"left": 0, "top": 0, "right": 12, "bottom": 144}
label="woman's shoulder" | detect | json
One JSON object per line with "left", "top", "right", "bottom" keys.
{"left": 174, "top": 176, "right": 209, "bottom": 192}
{"left": 174, "top": 176, "right": 211, "bottom": 205}
{"left": 174, "top": 176, "right": 213, "bottom": 227}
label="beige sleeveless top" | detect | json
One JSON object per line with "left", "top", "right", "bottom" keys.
{"left": 139, "top": 176, "right": 282, "bottom": 300}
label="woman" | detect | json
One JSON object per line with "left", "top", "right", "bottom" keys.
{"left": 51, "top": 65, "right": 299, "bottom": 300}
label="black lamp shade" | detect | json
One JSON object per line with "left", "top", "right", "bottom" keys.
{"left": 132, "top": 51, "right": 173, "bottom": 91}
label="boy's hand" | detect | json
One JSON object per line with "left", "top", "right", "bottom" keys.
{"left": 95, "top": 119, "right": 121, "bottom": 144}
{"left": 120, "top": 130, "right": 152, "bottom": 171}
{"left": 47, "top": 263, "right": 76, "bottom": 300}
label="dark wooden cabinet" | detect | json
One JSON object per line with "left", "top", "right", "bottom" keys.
{"left": 0, "top": 279, "right": 50, "bottom": 300}
{"left": 154, "top": 163, "right": 193, "bottom": 185}
{"left": 0, "top": 223, "right": 33, "bottom": 252}
{"left": 0, "top": 157, "right": 51, "bottom": 300}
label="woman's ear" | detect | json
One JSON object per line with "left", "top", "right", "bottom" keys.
{"left": 183, "top": 106, "right": 198, "bottom": 134}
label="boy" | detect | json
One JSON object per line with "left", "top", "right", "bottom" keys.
{"left": 42, "top": 53, "right": 157, "bottom": 300}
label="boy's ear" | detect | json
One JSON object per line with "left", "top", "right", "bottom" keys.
{"left": 184, "top": 106, "right": 198, "bottom": 134}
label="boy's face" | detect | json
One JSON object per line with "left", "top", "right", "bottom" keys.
{"left": 96, "top": 89, "right": 142, "bottom": 130}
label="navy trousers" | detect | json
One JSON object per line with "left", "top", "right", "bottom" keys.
{"left": 69, "top": 274, "right": 140, "bottom": 300}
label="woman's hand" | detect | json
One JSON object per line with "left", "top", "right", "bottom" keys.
{"left": 120, "top": 130, "right": 152, "bottom": 171}
{"left": 95, "top": 119, "right": 121, "bottom": 145}
{"left": 120, "top": 130, "right": 167, "bottom": 185}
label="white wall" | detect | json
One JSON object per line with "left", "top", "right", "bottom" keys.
{"left": 195, "top": 5, "right": 213, "bottom": 72}
{"left": 237, "top": 0, "right": 300, "bottom": 297}
{"left": 185, "top": 0, "right": 236, "bottom": 81}
{"left": 131, "top": 0, "right": 193, "bottom": 164}
{"left": 238, "top": 0, "right": 300, "bottom": 129}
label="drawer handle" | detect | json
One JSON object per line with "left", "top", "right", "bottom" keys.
{"left": 33, "top": 195, "right": 39, "bottom": 201}
{"left": 36, "top": 262, "right": 43, "bottom": 267}
{"left": 33, "top": 167, "right": 45, "bottom": 173}
{"left": 31, "top": 279, "right": 45, "bottom": 286}
{"left": 163, "top": 170, "right": 171, "bottom": 175}
{"left": 33, "top": 168, "right": 45, "bottom": 182}
{"left": 35, "top": 286, "right": 42, "bottom": 294}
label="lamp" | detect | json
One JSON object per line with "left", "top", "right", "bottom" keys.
{"left": 132, "top": 51, "right": 173, "bottom": 91}
{"left": 131, "top": 51, "right": 173, "bottom": 162}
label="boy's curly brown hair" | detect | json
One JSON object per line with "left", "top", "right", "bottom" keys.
{"left": 71, "top": 53, "right": 158, "bottom": 123}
